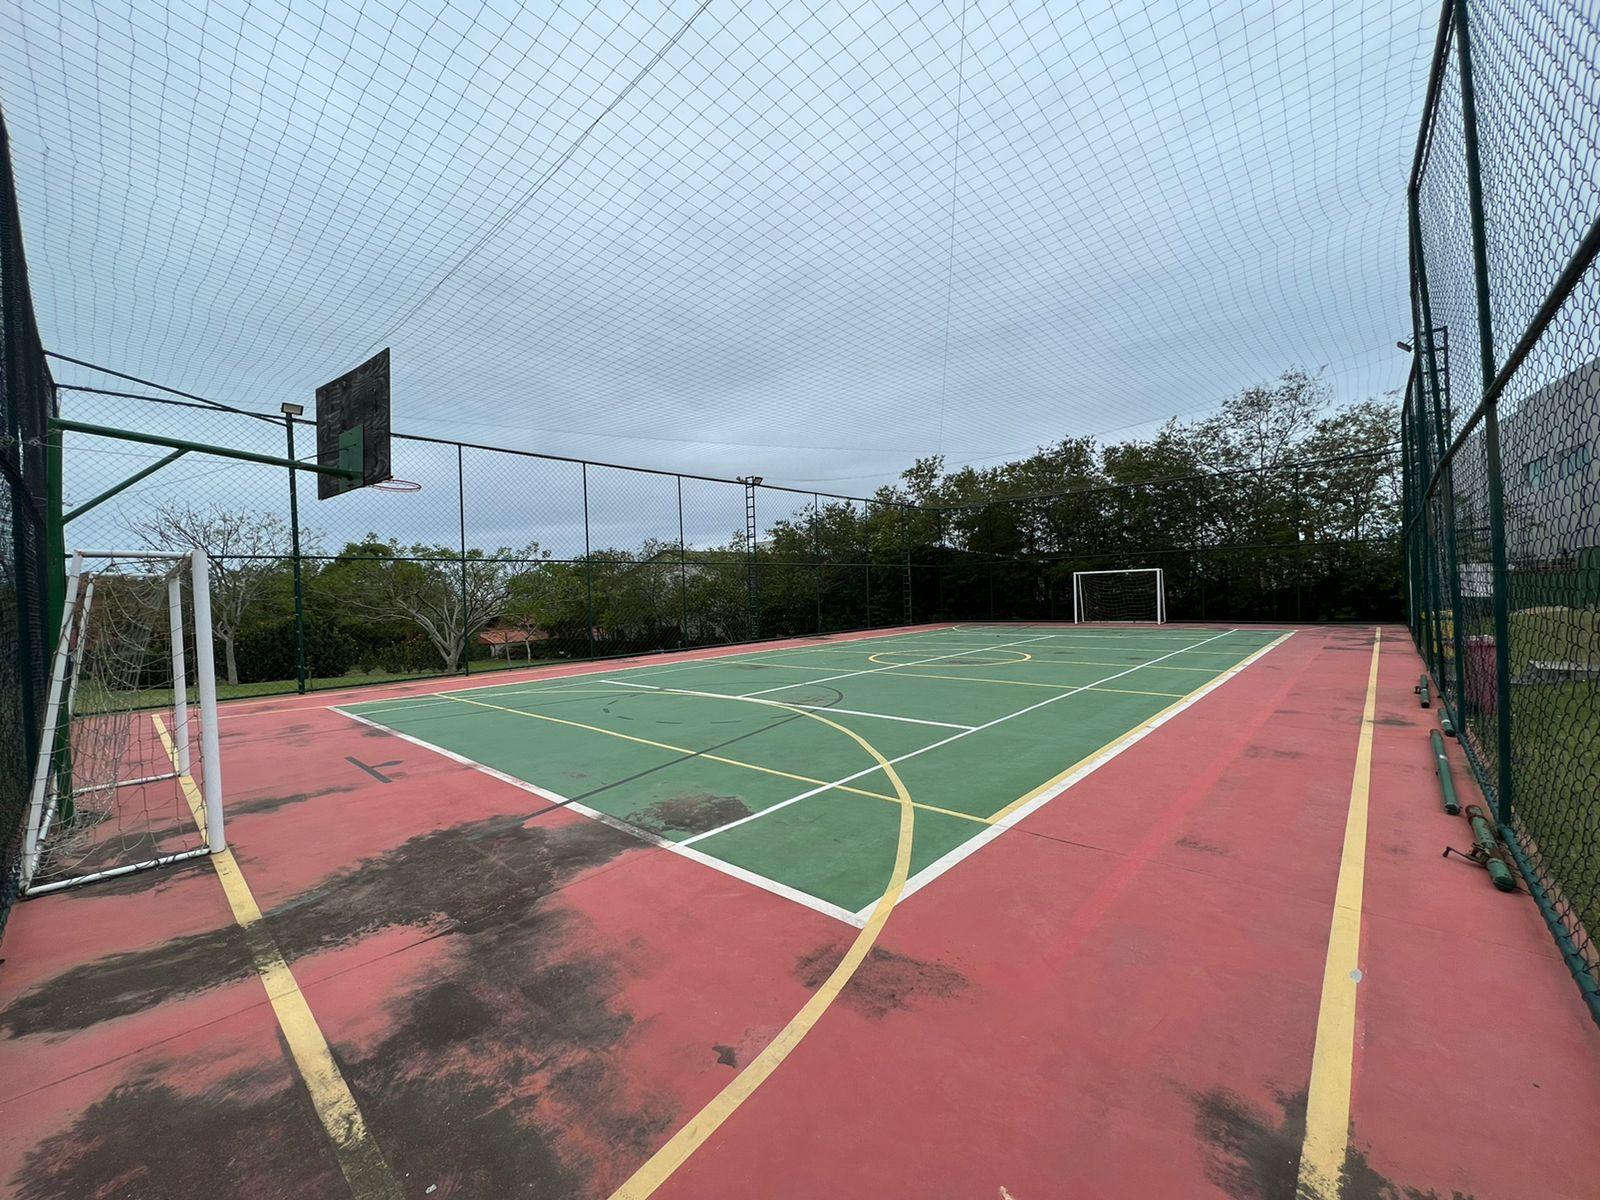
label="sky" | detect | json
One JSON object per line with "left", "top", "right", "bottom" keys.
{"left": 0, "top": 0, "right": 1440, "bottom": 542}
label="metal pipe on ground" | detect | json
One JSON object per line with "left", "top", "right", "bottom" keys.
{"left": 1429, "top": 729, "right": 1460, "bottom": 815}
{"left": 1464, "top": 805, "right": 1517, "bottom": 893}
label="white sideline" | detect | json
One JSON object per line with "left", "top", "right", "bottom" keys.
{"left": 330, "top": 706, "right": 866, "bottom": 927}
{"left": 868, "top": 631, "right": 1296, "bottom": 917}
{"left": 678, "top": 628, "right": 1241, "bottom": 848}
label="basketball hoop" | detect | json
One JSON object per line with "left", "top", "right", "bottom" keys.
{"left": 371, "top": 478, "right": 422, "bottom": 492}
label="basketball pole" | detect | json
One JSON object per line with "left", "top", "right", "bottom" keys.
{"left": 283, "top": 408, "right": 309, "bottom": 693}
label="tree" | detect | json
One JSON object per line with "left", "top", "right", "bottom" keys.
{"left": 327, "top": 538, "right": 541, "bottom": 672}
{"left": 882, "top": 369, "right": 1402, "bottom": 621}
{"left": 125, "top": 504, "right": 300, "bottom": 685}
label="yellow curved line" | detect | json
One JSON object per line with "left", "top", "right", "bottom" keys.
{"left": 608, "top": 687, "right": 917, "bottom": 1200}
{"left": 440, "top": 692, "right": 900, "bottom": 804}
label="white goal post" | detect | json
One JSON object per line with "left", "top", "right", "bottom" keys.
{"left": 1072, "top": 568, "right": 1166, "bottom": 624}
{"left": 21, "top": 548, "right": 225, "bottom": 896}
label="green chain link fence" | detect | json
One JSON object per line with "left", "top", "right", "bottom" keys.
{"left": 1, "top": 113, "right": 56, "bottom": 940}
{"left": 1405, "top": 0, "right": 1600, "bottom": 1026}
{"left": 45, "top": 382, "right": 1399, "bottom": 714}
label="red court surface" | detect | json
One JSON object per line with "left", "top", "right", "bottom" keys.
{"left": 2, "top": 623, "right": 1597, "bottom": 1199}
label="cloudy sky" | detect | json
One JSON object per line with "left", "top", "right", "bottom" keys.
{"left": 2, "top": 0, "right": 1437, "bottom": 540}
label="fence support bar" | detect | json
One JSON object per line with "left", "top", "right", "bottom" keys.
{"left": 63, "top": 448, "right": 189, "bottom": 523}
{"left": 50, "top": 418, "right": 360, "bottom": 480}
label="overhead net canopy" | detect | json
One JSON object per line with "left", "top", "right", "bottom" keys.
{"left": 0, "top": 0, "right": 1434, "bottom": 486}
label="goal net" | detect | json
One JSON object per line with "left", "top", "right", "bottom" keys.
{"left": 1073, "top": 568, "right": 1166, "bottom": 624}
{"left": 21, "top": 549, "right": 225, "bottom": 895}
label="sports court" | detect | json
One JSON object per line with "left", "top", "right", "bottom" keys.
{"left": 4, "top": 621, "right": 1599, "bottom": 1200}
{"left": 4, "top": 0, "right": 1600, "bottom": 1195}
{"left": 339, "top": 624, "right": 1287, "bottom": 921}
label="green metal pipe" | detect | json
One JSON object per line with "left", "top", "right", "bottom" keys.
{"left": 50, "top": 417, "right": 359, "bottom": 479}
{"left": 1430, "top": 729, "right": 1460, "bottom": 814}
{"left": 63, "top": 447, "right": 188, "bottom": 524}
{"left": 1465, "top": 805, "right": 1516, "bottom": 892}
{"left": 1418, "top": 673, "right": 1431, "bottom": 709}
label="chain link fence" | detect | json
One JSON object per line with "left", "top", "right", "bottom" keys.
{"left": 51, "top": 383, "right": 1401, "bottom": 713}
{"left": 1405, "top": 0, "right": 1600, "bottom": 1025}
{"left": 1, "top": 114, "right": 55, "bottom": 939}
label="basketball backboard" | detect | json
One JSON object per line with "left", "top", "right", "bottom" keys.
{"left": 316, "top": 348, "right": 392, "bottom": 498}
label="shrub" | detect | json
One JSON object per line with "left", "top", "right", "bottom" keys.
{"left": 235, "top": 618, "right": 360, "bottom": 683}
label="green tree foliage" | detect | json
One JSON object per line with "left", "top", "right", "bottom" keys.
{"left": 317, "top": 538, "right": 542, "bottom": 672}
{"left": 867, "top": 370, "right": 1402, "bottom": 621}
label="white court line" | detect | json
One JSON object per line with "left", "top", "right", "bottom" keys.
{"left": 600, "top": 681, "right": 975, "bottom": 731}
{"left": 678, "top": 628, "right": 1242, "bottom": 848}
{"left": 324, "top": 627, "right": 972, "bottom": 718}
{"left": 331, "top": 707, "right": 866, "bottom": 927}
{"left": 351, "top": 684, "right": 657, "bottom": 718}
{"left": 865, "top": 631, "right": 1296, "bottom": 918}
{"left": 735, "top": 633, "right": 1058, "bottom": 698}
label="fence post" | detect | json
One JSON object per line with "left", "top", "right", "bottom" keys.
{"left": 861, "top": 499, "right": 872, "bottom": 629}
{"left": 813, "top": 493, "right": 823, "bottom": 634}
{"left": 582, "top": 462, "right": 595, "bottom": 661}
{"left": 457, "top": 444, "right": 469, "bottom": 675}
{"left": 1453, "top": 0, "right": 1514, "bottom": 824}
{"left": 901, "top": 504, "right": 912, "bottom": 626}
{"left": 740, "top": 479, "right": 759, "bottom": 640}
{"left": 986, "top": 511, "right": 995, "bottom": 620}
{"left": 285, "top": 414, "right": 307, "bottom": 693}
{"left": 1411, "top": 201, "right": 1470, "bottom": 716}
{"left": 677, "top": 476, "right": 688, "bottom": 648}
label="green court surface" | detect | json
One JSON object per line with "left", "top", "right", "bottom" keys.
{"left": 338, "top": 625, "right": 1289, "bottom": 922}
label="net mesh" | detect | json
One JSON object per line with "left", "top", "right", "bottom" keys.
{"left": 1074, "top": 571, "right": 1163, "bottom": 624}
{"left": 1406, "top": 0, "right": 1600, "bottom": 1024}
{"left": 1, "top": 109, "right": 54, "bottom": 936}
{"left": 27, "top": 556, "right": 207, "bottom": 890}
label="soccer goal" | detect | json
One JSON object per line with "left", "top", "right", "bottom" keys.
{"left": 21, "top": 549, "right": 225, "bottom": 896}
{"left": 1072, "top": 568, "right": 1166, "bottom": 624}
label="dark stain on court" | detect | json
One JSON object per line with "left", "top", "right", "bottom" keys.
{"left": 14, "top": 1071, "right": 348, "bottom": 1200}
{"left": 795, "top": 942, "right": 969, "bottom": 1020}
{"left": 632, "top": 792, "right": 750, "bottom": 836}
{"left": 7, "top": 814, "right": 672, "bottom": 1197}
{"left": 1186, "top": 1085, "right": 1475, "bottom": 1200}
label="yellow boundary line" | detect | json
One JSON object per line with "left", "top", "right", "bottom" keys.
{"left": 607, "top": 691, "right": 917, "bottom": 1199}
{"left": 152, "top": 715, "right": 400, "bottom": 1200}
{"left": 1295, "top": 629, "right": 1381, "bottom": 1199}
{"left": 440, "top": 692, "right": 988, "bottom": 827}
